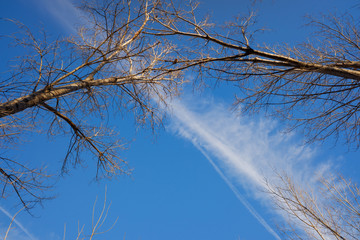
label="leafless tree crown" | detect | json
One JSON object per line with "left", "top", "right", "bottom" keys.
{"left": 0, "top": 0, "right": 183, "bottom": 209}
{"left": 148, "top": 2, "right": 360, "bottom": 147}
{"left": 1, "top": 0, "right": 360, "bottom": 217}
{"left": 267, "top": 174, "right": 360, "bottom": 240}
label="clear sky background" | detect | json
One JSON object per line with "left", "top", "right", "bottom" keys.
{"left": 0, "top": 0, "right": 359, "bottom": 240}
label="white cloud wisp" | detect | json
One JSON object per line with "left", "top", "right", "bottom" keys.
{"left": 29, "top": 0, "right": 338, "bottom": 238}
{"left": 168, "top": 96, "right": 333, "bottom": 240}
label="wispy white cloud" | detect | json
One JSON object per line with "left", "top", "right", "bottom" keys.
{"left": 34, "top": 0, "right": 83, "bottom": 33}
{"left": 195, "top": 142, "right": 282, "bottom": 240}
{"left": 168, "top": 95, "right": 333, "bottom": 239}
{"left": 28, "top": 0, "right": 336, "bottom": 238}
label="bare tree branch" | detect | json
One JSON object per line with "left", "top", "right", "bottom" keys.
{"left": 0, "top": 0, "right": 182, "bottom": 210}
{"left": 267, "top": 174, "right": 360, "bottom": 240}
{"left": 148, "top": 2, "right": 360, "bottom": 147}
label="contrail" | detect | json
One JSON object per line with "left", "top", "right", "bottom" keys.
{"left": 168, "top": 97, "right": 331, "bottom": 239}
{"left": 32, "top": 1, "right": 329, "bottom": 239}
{"left": 194, "top": 142, "right": 282, "bottom": 240}
{"left": 169, "top": 99, "right": 284, "bottom": 239}
{"left": 0, "top": 205, "right": 37, "bottom": 240}
{"left": 34, "top": 0, "right": 282, "bottom": 235}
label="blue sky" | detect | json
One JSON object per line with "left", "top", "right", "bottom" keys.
{"left": 0, "top": 0, "right": 359, "bottom": 240}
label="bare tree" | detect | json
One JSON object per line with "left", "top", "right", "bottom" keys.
{"left": 143, "top": 4, "right": 360, "bottom": 239}
{"left": 266, "top": 174, "right": 360, "bottom": 240}
{"left": 148, "top": 2, "right": 360, "bottom": 147}
{"left": 0, "top": 0, "right": 183, "bottom": 210}
{"left": 2, "top": 0, "right": 360, "bottom": 217}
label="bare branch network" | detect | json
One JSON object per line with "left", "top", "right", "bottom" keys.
{"left": 0, "top": 0, "right": 183, "bottom": 209}
{"left": 147, "top": 2, "right": 360, "bottom": 146}
{"left": 267, "top": 174, "right": 360, "bottom": 240}
{"left": 1, "top": 1, "right": 360, "bottom": 228}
